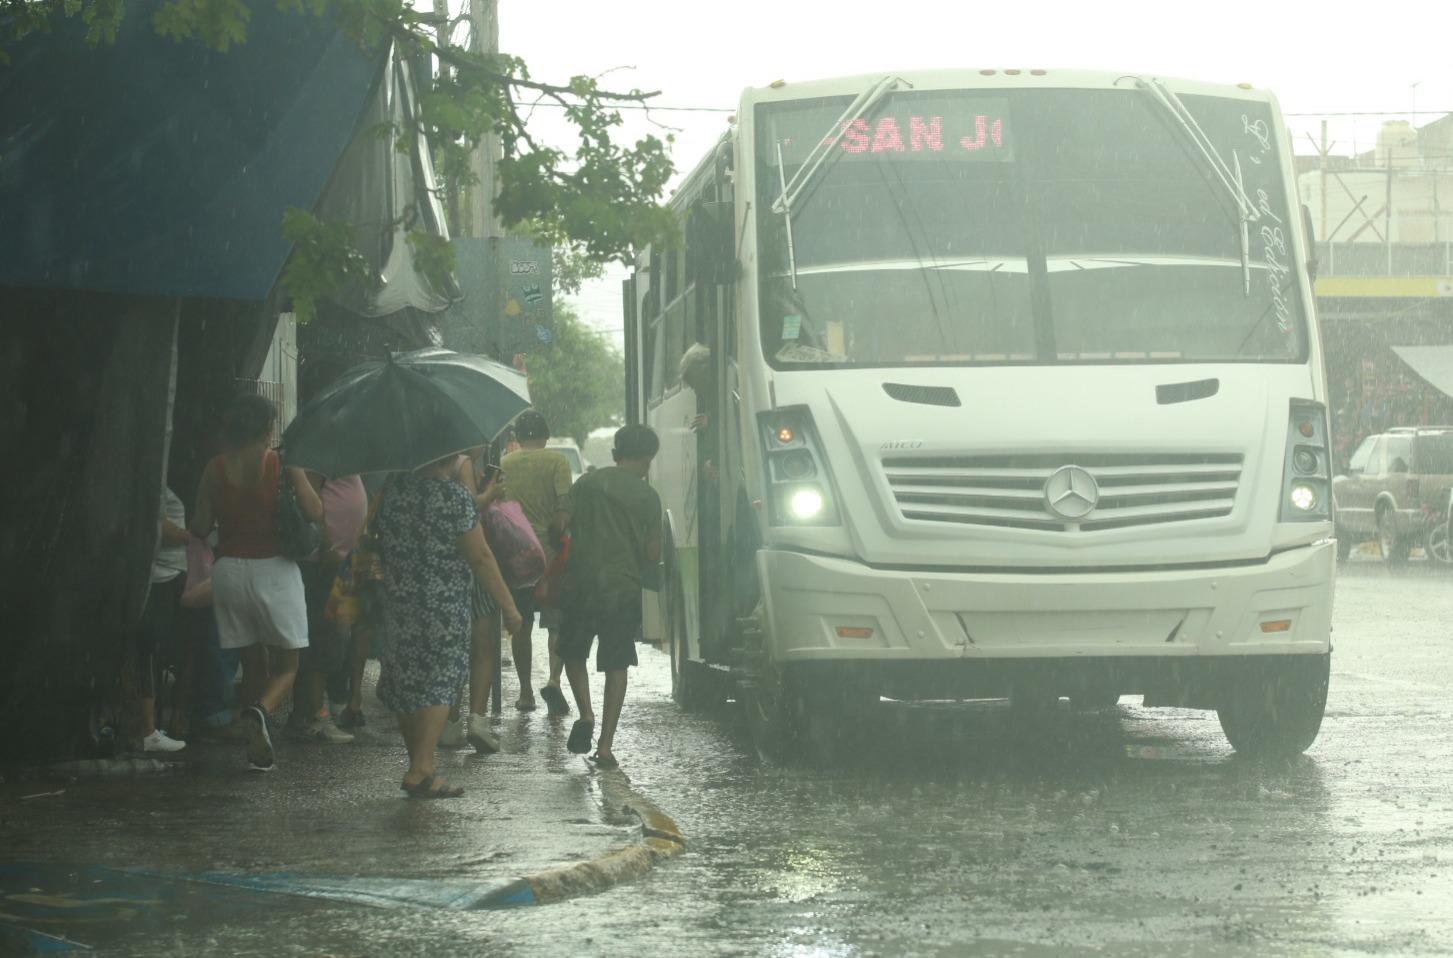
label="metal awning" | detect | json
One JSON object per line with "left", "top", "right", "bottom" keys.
{"left": 1392, "top": 345, "right": 1453, "bottom": 399}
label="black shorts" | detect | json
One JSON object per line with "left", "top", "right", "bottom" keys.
{"left": 510, "top": 587, "right": 562, "bottom": 630}
{"left": 559, "top": 600, "right": 641, "bottom": 673}
{"left": 299, "top": 562, "right": 350, "bottom": 676}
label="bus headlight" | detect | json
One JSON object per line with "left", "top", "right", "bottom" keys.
{"left": 1289, "top": 483, "right": 1319, "bottom": 512}
{"left": 788, "top": 486, "right": 825, "bottom": 520}
{"left": 1279, "top": 400, "right": 1331, "bottom": 522}
{"left": 760, "top": 408, "right": 840, "bottom": 526}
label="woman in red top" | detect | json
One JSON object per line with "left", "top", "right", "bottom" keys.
{"left": 191, "top": 393, "right": 323, "bottom": 772}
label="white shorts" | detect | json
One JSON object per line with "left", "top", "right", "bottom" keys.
{"left": 213, "top": 556, "right": 310, "bottom": 651}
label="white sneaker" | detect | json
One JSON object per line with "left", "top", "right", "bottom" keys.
{"left": 305, "top": 716, "right": 355, "bottom": 744}
{"left": 437, "top": 715, "right": 465, "bottom": 748}
{"left": 466, "top": 715, "right": 500, "bottom": 754}
{"left": 142, "top": 730, "right": 186, "bottom": 753}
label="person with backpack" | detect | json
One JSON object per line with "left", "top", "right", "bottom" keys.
{"left": 499, "top": 410, "right": 574, "bottom": 716}
{"left": 558, "top": 425, "right": 662, "bottom": 769}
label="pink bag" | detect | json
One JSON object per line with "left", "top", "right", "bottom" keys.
{"left": 484, "top": 501, "right": 546, "bottom": 589}
{"left": 181, "top": 535, "right": 214, "bottom": 608}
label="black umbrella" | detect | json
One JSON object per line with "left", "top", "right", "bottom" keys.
{"left": 281, "top": 348, "right": 531, "bottom": 477}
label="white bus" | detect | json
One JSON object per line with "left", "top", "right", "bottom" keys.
{"left": 624, "top": 69, "right": 1333, "bottom": 756}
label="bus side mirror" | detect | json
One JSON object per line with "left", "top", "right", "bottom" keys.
{"left": 1302, "top": 204, "right": 1319, "bottom": 282}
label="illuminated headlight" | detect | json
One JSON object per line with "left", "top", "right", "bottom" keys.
{"left": 1280, "top": 400, "right": 1331, "bottom": 522}
{"left": 789, "top": 487, "right": 825, "bottom": 520}
{"left": 1289, "top": 483, "right": 1319, "bottom": 512}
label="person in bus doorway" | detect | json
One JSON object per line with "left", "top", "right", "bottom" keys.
{"left": 499, "top": 409, "right": 573, "bottom": 717}
{"left": 558, "top": 425, "right": 662, "bottom": 769}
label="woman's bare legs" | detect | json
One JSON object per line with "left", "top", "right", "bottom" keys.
{"left": 257, "top": 648, "right": 299, "bottom": 714}
{"left": 398, "top": 705, "right": 452, "bottom": 789}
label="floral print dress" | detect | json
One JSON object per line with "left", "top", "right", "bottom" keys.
{"left": 374, "top": 474, "right": 479, "bottom": 713}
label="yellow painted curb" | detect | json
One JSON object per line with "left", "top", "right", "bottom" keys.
{"left": 519, "top": 773, "right": 686, "bottom": 906}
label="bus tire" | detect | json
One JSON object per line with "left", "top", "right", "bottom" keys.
{"left": 1216, "top": 653, "right": 1330, "bottom": 757}
{"left": 1071, "top": 687, "right": 1122, "bottom": 711}
{"left": 742, "top": 664, "right": 800, "bottom": 764}
{"left": 1334, "top": 527, "right": 1353, "bottom": 561}
{"left": 667, "top": 563, "right": 712, "bottom": 711}
{"left": 1378, "top": 507, "right": 1409, "bottom": 568}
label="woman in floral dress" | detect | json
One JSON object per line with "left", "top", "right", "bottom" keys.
{"left": 374, "top": 452, "right": 522, "bottom": 798}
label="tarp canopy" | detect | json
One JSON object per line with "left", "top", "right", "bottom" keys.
{"left": 1393, "top": 345, "right": 1453, "bottom": 400}
{"left": 0, "top": 2, "right": 383, "bottom": 301}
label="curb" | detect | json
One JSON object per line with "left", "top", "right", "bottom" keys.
{"left": 472, "top": 773, "right": 686, "bottom": 909}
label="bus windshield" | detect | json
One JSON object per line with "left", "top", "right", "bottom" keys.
{"left": 754, "top": 88, "right": 1305, "bottom": 368}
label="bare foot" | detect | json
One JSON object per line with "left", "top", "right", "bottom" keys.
{"left": 515, "top": 696, "right": 537, "bottom": 712}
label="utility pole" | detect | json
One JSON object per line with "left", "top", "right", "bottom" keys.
{"left": 469, "top": 0, "right": 501, "bottom": 241}
{"left": 431, "top": 0, "right": 459, "bottom": 236}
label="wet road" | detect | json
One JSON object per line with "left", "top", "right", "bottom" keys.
{"left": 14, "top": 559, "right": 1453, "bottom": 956}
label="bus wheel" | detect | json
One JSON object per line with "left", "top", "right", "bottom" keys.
{"left": 667, "top": 565, "right": 711, "bottom": 711}
{"left": 1216, "top": 653, "right": 1330, "bottom": 757}
{"left": 741, "top": 665, "right": 800, "bottom": 764}
{"left": 1378, "top": 508, "right": 1409, "bottom": 568}
{"left": 1008, "top": 683, "right": 1060, "bottom": 717}
{"left": 1071, "top": 686, "right": 1122, "bottom": 711}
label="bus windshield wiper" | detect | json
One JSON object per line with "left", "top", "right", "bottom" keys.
{"left": 771, "top": 74, "right": 911, "bottom": 289}
{"left": 1127, "top": 76, "right": 1259, "bottom": 296}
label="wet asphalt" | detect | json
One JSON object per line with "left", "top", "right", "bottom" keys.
{"left": 5, "top": 556, "right": 1453, "bottom": 956}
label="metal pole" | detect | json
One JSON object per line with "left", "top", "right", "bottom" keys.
{"left": 469, "top": 0, "right": 500, "bottom": 241}
{"left": 431, "top": 0, "right": 460, "bottom": 236}
{"left": 1320, "top": 120, "right": 1329, "bottom": 240}
{"left": 491, "top": 610, "right": 503, "bottom": 715}
{"left": 1386, "top": 148, "right": 1395, "bottom": 275}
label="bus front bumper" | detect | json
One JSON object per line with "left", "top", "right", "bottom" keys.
{"left": 757, "top": 543, "right": 1334, "bottom": 662}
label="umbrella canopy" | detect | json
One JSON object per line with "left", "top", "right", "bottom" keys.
{"left": 282, "top": 348, "right": 530, "bottom": 477}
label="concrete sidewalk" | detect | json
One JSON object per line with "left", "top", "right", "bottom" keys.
{"left": 0, "top": 656, "right": 683, "bottom": 953}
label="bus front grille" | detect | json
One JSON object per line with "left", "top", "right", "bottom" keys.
{"left": 882, "top": 453, "right": 1244, "bottom": 532}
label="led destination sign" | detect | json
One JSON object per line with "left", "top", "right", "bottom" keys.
{"left": 835, "top": 114, "right": 1005, "bottom": 154}
{"left": 768, "top": 95, "right": 1013, "bottom": 165}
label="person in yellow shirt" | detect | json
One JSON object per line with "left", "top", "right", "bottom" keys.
{"left": 500, "top": 410, "right": 574, "bottom": 714}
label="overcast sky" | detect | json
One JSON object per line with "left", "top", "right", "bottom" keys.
{"left": 499, "top": 0, "right": 1453, "bottom": 342}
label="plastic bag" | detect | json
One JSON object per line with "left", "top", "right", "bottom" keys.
{"left": 181, "top": 535, "right": 214, "bottom": 608}
{"left": 484, "top": 500, "right": 546, "bottom": 589}
{"left": 534, "top": 532, "right": 569, "bottom": 606}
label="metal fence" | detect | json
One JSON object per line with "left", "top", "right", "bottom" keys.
{"left": 1317, "top": 241, "right": 1453, "bottom": 277}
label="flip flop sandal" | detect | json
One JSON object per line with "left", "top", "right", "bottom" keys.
{"left": 539, "top": 685, "right": 571, "bottom": 717}
{"left": 567, "top": 719, "right": 594, "bottom": 755}
{"left": 515, "top": 697, "right": 538, "bottom": 712}
{"left": 402, "top": 774, "right": 464, "bottom": 799}
{"left": 588, "top": 751, "right": 619, "bottom": 770}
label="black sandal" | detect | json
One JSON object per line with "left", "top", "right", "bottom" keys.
{"left": 588, "top": 751, "right": 619, "bottom": 770}
{"left": 539, "top": 685, "right": 571, "bottom": 717}
{"left": 567, "top": 719, "right": 594, "bottom": 754}
{"left": 402, "top": 774, "right": 464, "bottom": 799}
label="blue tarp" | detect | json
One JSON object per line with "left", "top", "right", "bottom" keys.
{"left": 0, "top": 3, "right": 385, "bottom": 300}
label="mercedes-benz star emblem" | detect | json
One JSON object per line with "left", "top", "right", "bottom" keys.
{"left": 1043, "top": 465, "right": 1099, "bottom": 520}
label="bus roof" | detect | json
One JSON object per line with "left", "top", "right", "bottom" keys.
{"left": 737, "top": 69, "right": 1280, "bottom": 111}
